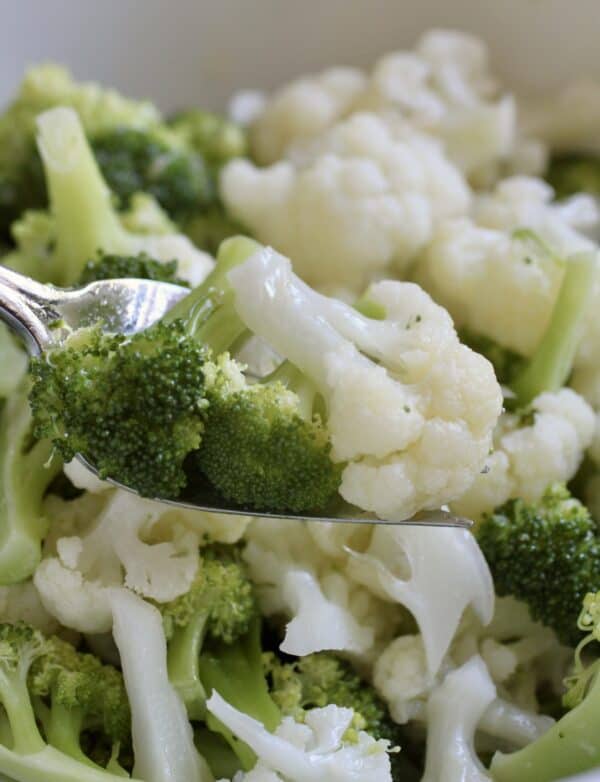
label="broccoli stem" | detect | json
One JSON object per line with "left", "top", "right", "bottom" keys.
{"left": 490, "top": 670, "right": 600, "bottom": 781}
{"left": 0, "top": 670, "right": 45, "bottom": 754}
{"left": 0, "top": 388, "right": 62, "bottom": 584}
{"left": 511, "top": 251, "right": 597, "bottom": 407}
{"left": 0, "top": 743, "right": 136, "bottom": 782}
{"left": 164, "top": 235, "right": 261, "bottom": 352}
{"left": 199, "top": 619, "right": 280, "bottom": 771}
{"left": 36, "top": 107, "right": 128, "bottom": 285}
{"left": 167, "top": 612, "right": 209, "bottom": 721}
{"left": 45, "top": 699, "right": 97, "bottom": 769}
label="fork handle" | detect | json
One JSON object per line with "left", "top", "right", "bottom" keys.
{"left": 0, "top": 265, "right": 57, "bottom": 354}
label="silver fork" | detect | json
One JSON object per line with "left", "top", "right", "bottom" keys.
{"left": 0, "top": 264, "right": 471, "bottom": 528}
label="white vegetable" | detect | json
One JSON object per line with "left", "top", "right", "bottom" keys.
{"left": 0, "top": 580, "right": 61, "bottom": 636}
{"left": 479, "top": 698, "right": 554, "bottom": 749}
{"left": 228, "top": 247, "right": 502, "bottom": 520}
{"left": 0, "top": 324, "right": 27, "bottom": 398}
{"left": 453, "top": 389, "right": 595, "bottom": 520}
{"left": 109, "top": 588, "right": 211, "bottom": 782}
{"left": 207, "top": 693, "right": 393, "bottom": 782}
{"left": 222, "top": 115, "right": 469, "bottom": 291}
{"left": 63, "top": 459, "right": 112, "bottom": 494}
{"left": 422, "top": 656, "right": 496, "bottom": 782}
{"left": 34, "top": 490, "right": 201, "bottom": 632}
{"left": 345, "top": 525, "right": 493, "bottom": 675}
{"left": 243, "top": 519, "right": 396, "bottom": 658}
{"left": 417, "top": 176, "right": 598, "bottom": 358}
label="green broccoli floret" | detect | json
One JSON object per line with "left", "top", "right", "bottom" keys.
{"left": 0, "top": 384, "right": 62, "bottom": 584}
{"left": 0, "top": 622, "right": 132, "bottom": 782}
{"left": 490, "top": 591, "right": 600, "bottom": 781}
{"left": 77, "top": 252, "right": 189, "bottom": 286}
{"left": 546, "top": 153, "right": 600, "bottom": 199}
{"left": 169, "top": 236, "right": 342, "bottom": 512}
{"left": 0, "top": 63, "right": 159, "bottom": 241}
{"left": 91, "top": 127, "right": 214, "bottom": 219}
{"left": 509, "top": 250, "right": 596, "bottom": 408}
{"left": 161, "top": 544, "right": 256, "bottom": 721}
{"left": 29, "top": 321, "right": 207, "bottom": 498}
{"left": 168, "top": 109, "right": 247, "bottom": 169}
{"left": 477, "top": 483, "right": 600, "bottom": 645}
{"left": 29, "top": 634, "right": 130, "bottom": 772}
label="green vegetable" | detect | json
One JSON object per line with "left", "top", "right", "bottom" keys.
{"left": 161, "top": 544, "right": 256, "bottom": 721}
{"left": 0, "top": 324, "right": 27, "bottom": 398}
{"left": 490, "top": 591, "right": 600, "bottom": 781}
{"left": 169, "top": 109, "right": 247, "bottom": 168}
{"left": 77, "top": 252, "right": 188, "bottom": 287}
{"left": 91, "top": 127, "right": 213, "bottom": 218}
{"left": 29, "top": 321, "right": 207, "bottom": 498}
{"left": 477, "top": 483, "right": 600, "bottom": 645}
{"left": 510, "top": 251, "right": 596, "bottom": 407}
{"left": 0, "top": 621, "right": 134, "bottom": 781}
{"left": 0, "top": 385, "right": 62, "bottom": 584}
{"left": 546, "top": 153, "right": 600, "bottom": 199}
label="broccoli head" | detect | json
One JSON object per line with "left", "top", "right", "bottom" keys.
{"left": 477, "top": 483, "right": 600, "bottom": 645}
{"left": 491, "top": 590, "right": 600, "bottom": 781}
{"left": 77, "top": 252, "right": 189, "bottom": 286}
{"left": 29, "top": 321, "right": 208, "bottom": 498}
{"left": 546, "top": 153, "right": 600, "bottom": 199}
{"left": 91, "top": 127, "right": 214, "bottom": 219}
{"left": 168, "top": 109, "right": 247, "bottom": 169}
{"left": 162, "top": 544, "right": 256, "bottom": 720}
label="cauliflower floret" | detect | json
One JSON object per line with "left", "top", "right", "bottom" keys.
{"left": 422, "top": 656, "right": 496, "bottom": 782}
{"left": 453, "top": 389, "right": 595, "bottom": 520}
{"left": 344, "top": 525, "right": 493, "bottom": 675}
{"left": 0, "top": 580, "right": 62, "bottom": 636}
{"left": 243, "top": 519, "right": 400, "bottom": 659}
{"left": 208, "top": 694, "right": 393, "bottom": 782}
{"left": 34, "top": 489, "right": 203, "bottom": 633}
{"left": 63, "top": 458, "right": 112, "bottom": 493}
{"left": 250, "top": 67, "right": 366, "bottom": 164}
{"left": 228, "top": 247, "right": 502, "bottom": 519}
{"left": 417, "top": 177, "right": 597, "bottom": 358}
{"left": 222, "top": 114, "right": 470, "bottom": 291}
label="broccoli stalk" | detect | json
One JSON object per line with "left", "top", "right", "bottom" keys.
{"left": 199, "top": 618, "right": 281, "bottom": 771}
{"left": 161, "top": 544, "right": 256, "bottom": 721}
{"left": 0, "top": 623, "right": 133, "bottom": 782}
{"left": 0, "top": 385, "right": 62, "bottom": 584}
{"left": 510, "top": 251, "right": 596, "bottom": 407}
{"left": 490, "top": 591, "right": 600, "bottom": 781}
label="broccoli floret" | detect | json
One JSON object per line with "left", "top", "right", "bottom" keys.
{"left": 0, "top": 64, "right": 159, "bottom": 240}
{"left": 29, "top": 634, "right": 130, "bottom": 772}
{"left": 169, "top": 109, "right": 247, "bottom": 169}
{"left": 490, "top": 591, "right": 600, "bottom": 781}
{"left": 77, "top": 252, "right": 189, "bottom": 286}
{"left": 91, "top": 127, "right": 214, "bottom": 218}
{"left": 161, "top": 544, "right": 256, "bottom": 720}
{"left": 0, "top": 385, "right": 62, "bottom": 584}
{"left": 477, "top": 483, "right": 600, "bottom": 645}
{"left": 546, "top": 152, "right": 600, "bottom": 199}
{"left": 169, "top": 236, "right": 342, "bottom": 512}
{"left": 509, "top": 250, "right": 596, "bottom": 408}
{"left": 29, "top": 321, "right": 207, "bottom": 498}
{"left": 0, "top": 621, "right": 131, "bottom": 782}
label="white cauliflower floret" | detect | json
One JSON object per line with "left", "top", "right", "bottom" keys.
{"left": 453, "top": 389, "right": 595, "bottom": 520}
{"left": 222, "top": 114, "right": 470, "bottom": 290}
{"left": 422, "top": 656, "right": 496, "bottom": 782}
{"left": 228, "top": 246, "right": 502, "bottom": 520}
{"left": 63, "top": 459, "right": 112, "bottom": 493}
{"left": 34, "top": 489, "right": 203, "bottom": 633}
{"left": 250, "top": 67, "right": 366, "bottom": 164}
{"left": 243, "top": 519, "right": 399, "bottom": 659}
{"left": 417, "top": 177, "right": 597, "bottom": 358}
{"left": 208, "top": 694, "right": 393, "bottom": 782}
{"left": 0, "top": 580, "right": 62, "bottom": 636}
{"left": 345, "top": 525, "right": 493, "bottom": 675}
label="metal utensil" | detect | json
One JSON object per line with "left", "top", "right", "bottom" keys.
{"left": 0, "top": 264, "right": 471, "bottom": 528}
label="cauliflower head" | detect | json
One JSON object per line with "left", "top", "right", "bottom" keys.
{"left": 228, "top": 246, "right": 502, "bottom": 520}
{"left": 222, "top": 114, "right": 470, "bottom": 291}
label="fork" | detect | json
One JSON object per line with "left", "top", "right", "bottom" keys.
{"left": 0, "top": 264, "right": 471, "bottom": 528}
